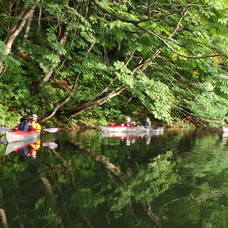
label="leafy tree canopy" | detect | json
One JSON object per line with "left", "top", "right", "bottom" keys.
{"left": 0, "top": 0, "right": 227, "bottom": 127}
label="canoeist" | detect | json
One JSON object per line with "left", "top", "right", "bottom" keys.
{"left": 31, "top": 114, "right": 41, "bottom": 133}
{"left": 142, "top": 117, "right": 152, "bottom": 127}
{"left": 13, "top": 117, "right": 35, "bottom": 131}
{"left": 16, "top": 139, "right": 41, "bottom": 158}
{"left": 122, "top": 117, "right": 136, "bottom": 127}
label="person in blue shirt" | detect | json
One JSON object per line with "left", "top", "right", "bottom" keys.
{"left": 13, "top": 117, "right": 35, "bottom": 131}
{"left": 142, "top": 117, "right": 152, "bottom": 127}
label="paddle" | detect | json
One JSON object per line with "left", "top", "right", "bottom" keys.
{"left": 0, "top": 127, "right": 11, "bottom": 132}
{"left": 43, "top": 128, "right": 59, "bottom": 133}
{"left": 43, "top": 142, "right": 58, "bottom": 149}
{"left": 0, "top": 127, "right": 59, "bottom": 133}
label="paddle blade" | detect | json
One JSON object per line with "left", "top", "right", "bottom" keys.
{"left": 43, "top": 128, "right": 59, "bottom": 133}
{"left": 43, "top": 142, "right": 58, "bottom": 149}
{"left": 0, "top": 127, "right": 10, "bottom": 132}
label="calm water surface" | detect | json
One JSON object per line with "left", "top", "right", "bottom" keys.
{"left": 0, "top": 128, "right": 228, "bottom": 227}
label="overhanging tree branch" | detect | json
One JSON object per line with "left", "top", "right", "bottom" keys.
{"left": 93, "top": 0, "right": 149, "bottom": 24}
{"left": 66, "top": 57, "right": 152, "bottom": 117}
{"left": 93, "top": 0, "right": 222, "bottom": 60}
{"left": 40, "top": 73, "right": 80, "bottom": 122}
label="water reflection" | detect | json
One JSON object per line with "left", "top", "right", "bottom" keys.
{"left": 2, "top": 129, "right": 228, "bottom": 227}
{"left": 222, "top": 132, "right": 228, "bottom": 139}
{"left": 4, "top": 139, "right": 58, "bottom": 158}
{"left": 43, "top": 141, "right": 58, "bottom": 149}
{"left": 119, "top": 135, "right": 153, "bottom": 146}
{"left": 101, "top": 131, "right": 164, "bottom": 146}
{"left": 101, "top": 130, "right": 164, "bottom": 138}
{"left": 5, "top": 139, "right": 41, "bottom": 158}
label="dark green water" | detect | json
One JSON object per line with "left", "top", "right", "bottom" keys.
{"left": 1, "top": 129, "right": 228, "bottom": 228}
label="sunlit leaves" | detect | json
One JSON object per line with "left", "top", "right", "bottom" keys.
{"left": 114, "top": 64, "right": 176, "bottom": 122}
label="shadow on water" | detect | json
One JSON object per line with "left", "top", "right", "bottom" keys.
{"left": 1, "top": 128, "right": 228, "bottom": 227}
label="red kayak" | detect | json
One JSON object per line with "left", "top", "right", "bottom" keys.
{"left": 6, "top": 130, "right": 40, "bottom": 143}
{"left": 99, "top": 126, "right": 164, "bottom": 133}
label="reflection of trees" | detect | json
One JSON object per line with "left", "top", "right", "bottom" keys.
{"left": 71, "top": 132, "right": 174, "bottom": 225}
{"left": 96, "top": 155, "right": 128, "bottom": 181}
{"left": 1, "top": 130, "right": 228, "bottom": 227}
{"left": 58, "top": 132, "right": 228, "bottom": 227}
{"left": 59, "top": 138, "right": 128, "bottom": 180}
{"left": 111, "top": 151, "right": 177, "bottom": 225}
{"left": 1, "top": 133, "right": 175, "bottom": 227}
{"left": 153, "top": 133, "right": 228, "bottom": 227}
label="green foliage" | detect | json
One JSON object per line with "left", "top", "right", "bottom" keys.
{"left": 0, "top": 0, "right": 227, "bottom": 126}
{"left": 114, "top": 62, "right": 176, "bottom": 122}
{"left": 0, "top": 104, "right": 19, "bottom": 127}
{"left": 111, "top": 151, "right": 177, "bottom": 213}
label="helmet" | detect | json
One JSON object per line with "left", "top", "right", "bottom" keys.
{"left": 126, "top": 117, "right": 131, "bottom": 122}
{"left": 32, "top": 114, "right": 38, "bottom": 120}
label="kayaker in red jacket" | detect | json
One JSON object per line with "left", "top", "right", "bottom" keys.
{"left": 13, "top": 117, "right": 35, "bottom": 131}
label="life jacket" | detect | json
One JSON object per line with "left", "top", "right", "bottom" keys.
{"left": 31, "top": 139, "right": 41, "bottom": 150}
{"left": 31, "top": 122, "right": 41, "bottom": 133}
{"left": 144, "top": 122, "right": 151, "bottom": 126}
{"left": 19, "top": 122, "right": 30, "bottom": 131}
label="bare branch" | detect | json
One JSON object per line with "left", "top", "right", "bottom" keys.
{"left": 4, "top": 0, "right": 41, "bottom": 55}
{"left": 169, "top": 9, "right": 188, "bottom": 39}
{"left": 41, "top": 74, "right": 80, "bottom": 122}
{"left": 163, "top": 40, "right": 221, "bottom": 59}
{"left": 211, "top": 74, "right": 228, "bottom": 80}
{"left": 148, "top": 3, "right": 211, "bottom": 8}
{"left": 126, "top": 50, "right": 136, "bottom": 66}
{"left": 67, "top": 57, "right": 153, "bottom": 117}
{"left": 42, "top": 26, "right": 69, "bottom": 82}
{"left": 23, "top": 11, "right": 34, "bottom": 45}
{"left": 38, "top": 8, "right": 42, "bottom": 28}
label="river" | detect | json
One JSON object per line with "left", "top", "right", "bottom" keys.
{"left": 0, "top": 128, "right": 228, "bottom": 227}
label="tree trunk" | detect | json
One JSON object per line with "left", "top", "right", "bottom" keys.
{"left": 40, "top": 74, "right": 80, "bottom": 122}
{"left": 23, "top": 11, "right": 34, "bottom": 45}
{"left": 0, "top": 0, "right": 40, "bottom": 74}
{"left": 64, "top": 57, "right": 152, "bottom": 117}
{"left": 67, "top": 86, "right": 125, "bottom": 117}
{"left": 4, "top": 0, "right": 40, "bottom": 55}
{"left": 0, "top": 209, "right": 9, "bottom": 228}
{"left": 42, "top": 27, "right": 70, "bottom": 82}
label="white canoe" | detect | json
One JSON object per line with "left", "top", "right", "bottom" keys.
{"left": 222, "top": 132, "right": 228, "bottom": 139}
{"left": 222, "top": 127, "right": 228, "bottom": 133}
{"left": 99, "top": 126, "right": 164, "bottom": 134}
{"left": 5, "top": 138, "right": 38, "bottom": 155}
{"left": 101, "top": 131, "right": 164, "bottom": 138}
{"left": 6, "top": 130, "right": 40, "bottom": 143}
